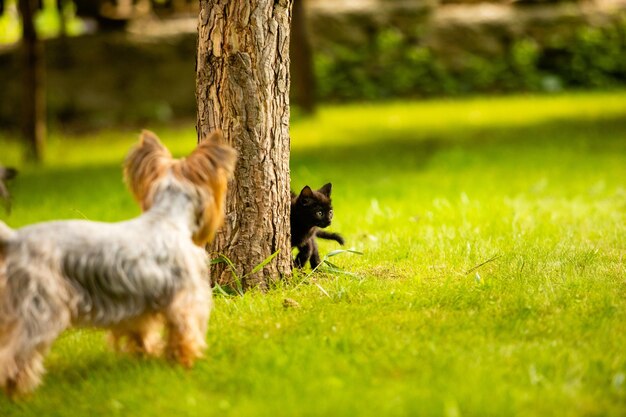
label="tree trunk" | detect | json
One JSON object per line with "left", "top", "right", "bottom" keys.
{"left": 290, "top": 0, "right": 316, "bottom": 115}
{"left": 19, "top": 0, "right": 46, "bottom": 162}
{"left": 196, "top": 0, "right": 293, "bottom": 290}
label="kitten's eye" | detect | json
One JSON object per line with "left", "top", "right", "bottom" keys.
{"left": 316, "top": 211, "right": 323, "bottom": 218}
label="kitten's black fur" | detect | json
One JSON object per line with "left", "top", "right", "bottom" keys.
{"left": 291, "top": 183, "right": 344, "bottom": 269}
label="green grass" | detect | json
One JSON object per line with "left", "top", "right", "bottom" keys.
{"left": 1, "top": 91, "right": 626, "bottom": 416}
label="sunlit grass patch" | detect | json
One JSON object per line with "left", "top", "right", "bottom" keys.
{"left": 0, "top": 91, "right": 625, "bottom": 416}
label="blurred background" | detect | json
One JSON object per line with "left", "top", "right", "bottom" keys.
{"left": 0, "top": 0, "right": 625, "bottom": 160}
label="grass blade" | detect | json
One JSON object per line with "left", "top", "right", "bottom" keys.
{"left": 248, "top": 250, "right": 281, "bottom": 276}
{"left": 326, "top": 249, "right": 364, "bottom": 257}
{"left": 214, "top": 254, "right": 244, "bottom": 296}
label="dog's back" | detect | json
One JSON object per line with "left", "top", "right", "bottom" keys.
{"left": 2, "top": 215, "right": 207, "bottom": 327}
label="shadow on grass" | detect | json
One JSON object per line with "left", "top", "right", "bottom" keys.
{"left": 3, "top": 113, "right": 625, "bottom": 224}
{"left": 44, "top": 352, "right": 173, "bottom": 388}
{"left": 0, "top": 355, "right": 182, "bottom": 415}
{"left": 291, "top": 114, "right": 626, "bottom": 175}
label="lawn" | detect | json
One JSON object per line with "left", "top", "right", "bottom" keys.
{"left": 1, "top": 91, "right": 626, "bottom": 416}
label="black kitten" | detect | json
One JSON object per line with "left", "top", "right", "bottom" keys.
{"left": 291, "top": 183, "right": 344, "bottom": 269}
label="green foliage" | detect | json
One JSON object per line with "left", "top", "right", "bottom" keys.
{"left": 315, "top": 19, "right": 626, "bottom": 101}
{"left": 554, "top": 17, "right": 626, "bottom": 87}
{"left": 1, "top": 92, "right": 626, "bottom": 416}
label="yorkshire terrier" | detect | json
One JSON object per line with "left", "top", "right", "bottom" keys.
{"left": 0, "top": 130, "right": 236, "bottom": 397}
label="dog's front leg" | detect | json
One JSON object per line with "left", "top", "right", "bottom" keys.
{"left": 164, "top": 285, "right": 210, "bottom": 368}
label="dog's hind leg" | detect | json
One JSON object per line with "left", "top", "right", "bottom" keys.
{"left": 0, "top": 268, "right": 71, "bottom": 397}
{"left": 1, "top": 344, "right": 47, "bottom": 397}
{"left": 0, "top": 319, "right": 66, "bottom": 397}
{"left": 164, "top": 285, "right": 211, "bottom": 368}
{"left": 109, "top": 313, "right": 165, "bottom": 358}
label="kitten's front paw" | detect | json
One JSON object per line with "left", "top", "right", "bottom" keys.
{"left": 336, "top": 235, "right": 345, "bottom": 246}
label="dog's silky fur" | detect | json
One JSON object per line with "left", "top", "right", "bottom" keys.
{"left": 0, "top": 130, "right": 236, "bottom": 397}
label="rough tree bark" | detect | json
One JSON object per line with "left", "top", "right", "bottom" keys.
{"left": 196, "top": 0, "right": 293, "bottom": 290}
{"left": 18, "top": 0, "right": 46, "bottom": 162}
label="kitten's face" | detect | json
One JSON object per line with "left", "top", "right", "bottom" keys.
{"left": 297, "top": 183, "right": 334, "bottom": 228}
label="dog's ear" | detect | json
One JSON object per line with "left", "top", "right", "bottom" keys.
{"left": 190, "top": 130, "right": 238, "bottom": 181}
{"left": 124, "top": 130, "right": 172, "bottom": 210}
{"left": 201, "top": 129, "right": 225, "bottom": 145}
{"left": 139, "top": 130, "right": 166, "bottom": 149}
{"left": 318, "top": 183, "right": 332, "bottom": 197}
{"left": 176, "top": 131, "right": 237, "bottom": 246}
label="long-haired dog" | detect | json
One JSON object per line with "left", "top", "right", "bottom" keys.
{"left": 0, "top": 130, "right": 236, "bottom": 397}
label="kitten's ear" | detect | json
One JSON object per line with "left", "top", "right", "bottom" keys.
{"left": 319, "top": 183, "right": 332, "bottom": 197}
{"left": 299, "top": 186, "right": 314, "bottom": 205}
{"left": 300, "top": 186, "right": 313, "bottom": 197}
